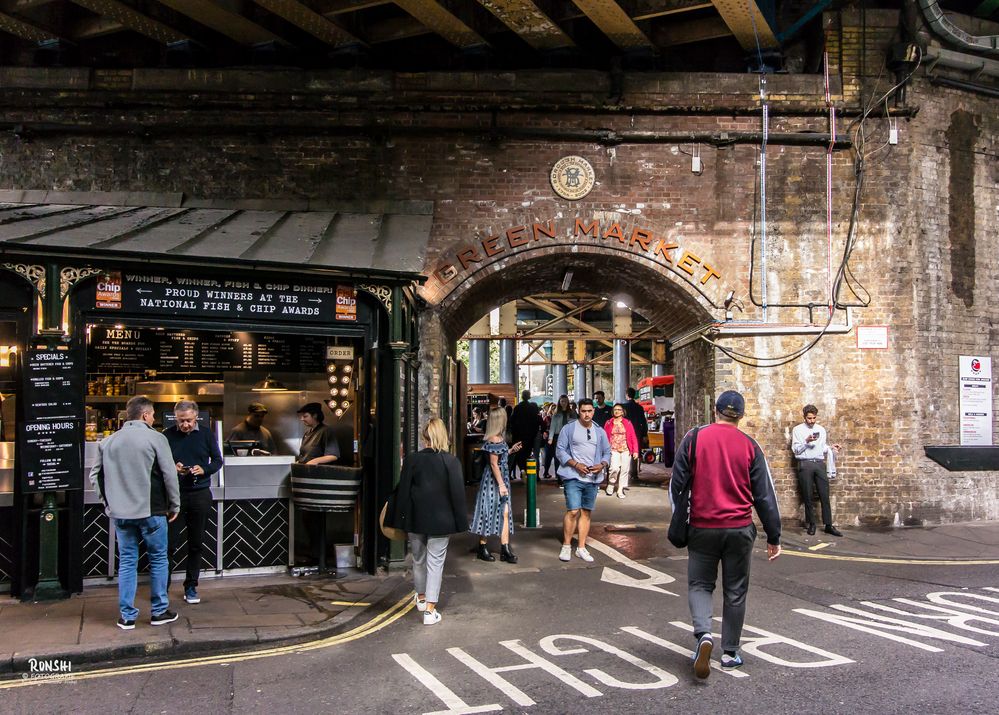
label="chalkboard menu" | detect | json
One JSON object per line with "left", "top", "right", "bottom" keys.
{"left": 24, "top": 342, "right": 84, "bottom": 420}
{"left": 21, "top": 340, "right": 84, "bottom": 493}
{"left": 20, "top": 420, "right": 82, "bottom": 492}
{"left": 88, "top": 326, "right": 328, "bottom": 373}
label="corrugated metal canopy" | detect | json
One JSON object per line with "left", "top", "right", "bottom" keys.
{"left": 0, "top": 191, "right": 433, "bottom": 280}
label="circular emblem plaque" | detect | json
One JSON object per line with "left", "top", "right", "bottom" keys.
{"left": 550, "top": 156, "right": 595, "bottom": 200}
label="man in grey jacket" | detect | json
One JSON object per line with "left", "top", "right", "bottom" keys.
{"left": 91, "top": 395, "right": 180, "bottom": 630}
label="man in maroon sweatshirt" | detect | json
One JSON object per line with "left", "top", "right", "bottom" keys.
{"left": 669, "top": 390, "right": 782, "bottom": 678}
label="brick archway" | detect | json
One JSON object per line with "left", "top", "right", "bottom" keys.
{"left": 417, "top": 246, "right": 719, "bottom": 438}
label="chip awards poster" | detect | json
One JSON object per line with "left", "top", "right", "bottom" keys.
{"left": 959, "top": 356, "right": 993, "bottom": 446}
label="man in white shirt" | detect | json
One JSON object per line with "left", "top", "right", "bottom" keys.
{"left": 791, "top": 404, "right": 842, "bottom": 536}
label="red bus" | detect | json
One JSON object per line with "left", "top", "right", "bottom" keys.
{"left": 637, "top": 375, "right": 675, "bottom": 415}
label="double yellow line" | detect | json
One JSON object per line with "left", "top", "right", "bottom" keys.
{"left": 0, "top": 592, "right": 415, "bottom": 689}
{"left": 784, "top": 549, "right": 999, "bottom": 566}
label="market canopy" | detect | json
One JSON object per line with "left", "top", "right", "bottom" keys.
{"left": 0, "top": 191, "right": 433, "bottom": 281}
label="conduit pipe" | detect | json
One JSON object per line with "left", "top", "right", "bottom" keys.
{"left": 924, "top": 44, "right": 999, "bottom": 78}
{"left": 709, "top": 307, "right": 853, "bottom": 337}
{"left": 917, "top": 0, "right": 999, "bottom": 53}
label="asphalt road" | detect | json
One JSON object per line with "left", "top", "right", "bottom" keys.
{"left": 5, "top": 487, "right": 999, "bottom": 714}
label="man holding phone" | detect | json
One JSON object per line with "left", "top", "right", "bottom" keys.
{"left": 792, "top": 404, "right": 842, "bottom": 536}
{"left": 556, "top": 399, "right": 611, "bottom": 563}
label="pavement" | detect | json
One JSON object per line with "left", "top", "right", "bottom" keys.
{"left": 2, "top": 461, "right": 997, "bottom": 678}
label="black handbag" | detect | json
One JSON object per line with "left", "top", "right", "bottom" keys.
{"left": 667, "top": 427, "right": 699, "bottom": 549}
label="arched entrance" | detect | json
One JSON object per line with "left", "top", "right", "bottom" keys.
{"left": 419, "top": 243, "right": 723, "bottom": 441}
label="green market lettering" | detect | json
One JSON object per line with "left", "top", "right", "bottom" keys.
{"left": 432, "top": 218, "right": 722, "bottom": 288}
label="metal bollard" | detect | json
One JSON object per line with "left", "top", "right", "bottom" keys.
{"left": 524, "top": 457, "right": 540, "bottom": 528}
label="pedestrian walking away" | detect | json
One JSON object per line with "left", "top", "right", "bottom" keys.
{"left": 604, "top": 404, "right": 639, "bottom": 498}
{"left": 556, "top": 399, "right": 610, "bottom": 563}
{"left": 509, "top": 390, "right": 541, "bottom": 478}
{"left": 622, "top": 387, "right": 649, "bottom": 481}
{"left": 164, "top": 400, "right": 223, "bottom": 606}
{"left": 469, "top": 406, "right": 522, "bottom": 564}
{"left": 89, "top": 395, "right": 181, "bottom": 630}
{"left": 385, "top": 418, "right": 468, "bottom": 626}
{"left": 669, "top": 390, "right": 782, "bottom": 678}
{"left": 792, "top": 404, "right": 843, "bottom": 536}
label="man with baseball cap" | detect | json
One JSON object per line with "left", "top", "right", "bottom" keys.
{"left": 228, "top": 402, "right": 277, "bottom": 455}
{"left": 669, "top": 389, "right": 782, "bottom": 678}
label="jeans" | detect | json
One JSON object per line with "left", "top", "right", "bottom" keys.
{"left": 116, "top": 515, "right": 170, "bottom": 620}
{"left": 170, "top": 488, "right": 213, "bottom": 589}
{"left": 409, "top": 534, "right": 450, "bottom": 603}
{"left": 687, "top": 524, "right": 756, "bottom": 652}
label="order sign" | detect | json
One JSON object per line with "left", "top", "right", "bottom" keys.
{"left": 959, "top": 355, "right": 993, "bottom": 446}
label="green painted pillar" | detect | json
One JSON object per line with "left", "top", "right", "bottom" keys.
{"left": 388, "top": 286, "right": 407, "bottom": 564}
{"left": 35, "top": 263, "right": 68, "bottom": 599}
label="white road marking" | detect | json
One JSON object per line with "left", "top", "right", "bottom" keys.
{"left": 447, "top": 639, "right": 602, "bottom": 707}
{"left": 391, "top": 653, "right": 502, "bottom": 715}
{"left": 538, "top": 635, "right": 678, "bottom": 690}
{"left": 863, "top": 598, "right": 999, "bottom": 636}
{"left": 585, "top": 538, "right": 679, "bottom": 596}
{"left": 808, "top": 542, "right": 831, "bottom": 551}
{"left": 668, "top": 621, "right": 852, "bottom": 669}
{"left": 926, "top": 590, "right": 999, "bottom": 615}
{"left": 622, "top": 626, "right": 749, "bottom": 678}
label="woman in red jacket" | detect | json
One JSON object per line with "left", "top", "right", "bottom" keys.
{"left": 604, "top": 404, "right": 639, "bottom": 498}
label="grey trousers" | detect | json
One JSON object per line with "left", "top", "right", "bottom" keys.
{"left": 687, "top": 524, "right": 756, "bottom": 652}
{"left": 409, "top": 533, "right": 450, "bottom": 604}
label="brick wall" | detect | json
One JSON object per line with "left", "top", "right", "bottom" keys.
{"left": 2, "top": 10, "right": 998, "bottom": 525}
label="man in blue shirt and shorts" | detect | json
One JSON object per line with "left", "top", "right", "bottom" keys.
{"left": 556, "top": 399, "right": 611, "bottom": 562}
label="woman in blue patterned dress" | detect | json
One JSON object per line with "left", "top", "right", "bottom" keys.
{"left": 469, "top": 406, "right": 522, "bottom": 563}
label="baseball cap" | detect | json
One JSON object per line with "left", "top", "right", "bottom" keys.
{"left": 297, "top": 402, "right": 323, "bottom": 416}
{"left": 715, "top": 390, "right": 745, "bottom": 418}
{"left": 247, "top": 402, "right": 268, "bottom": 414}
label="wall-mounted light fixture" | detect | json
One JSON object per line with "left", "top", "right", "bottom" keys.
{"left": 561, "top": 270, "right": 573, "bottom": 292}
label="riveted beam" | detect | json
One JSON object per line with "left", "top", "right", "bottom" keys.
{"left": 631, "top": 0, "right": 713, "bottom": 20}
{"left": 155, "top": 0, "right": 282, "bottom": 46}
{"left": 476, "top": 0, "right": 574, "bottom": 50}
{"left": 0, "top": 9, "right": 55, "bottom": 40}
{"left": 710, "top": 0, "right": 778, "bottom": 50}
{"left": 252, "top": 0, "right": 362, "bottom": 46}
{"left": 651, "top": 15, "right": 731, "bottom": 47}
{"left": 570, "top": 0, "right": 653, "bottom": 49}
{"left": 393, "top": 0, "right": 487, "bottom": 48}
{"left": 69, "top": 0, "right": 188, "bottom": 44}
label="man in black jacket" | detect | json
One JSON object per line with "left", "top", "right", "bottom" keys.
{"left": 622, "top": 387, "right": 649, "bottom": 480}
{"left": 509, "top": 390, "right": 541, "bottom": 477}
{"left": 164, "top": 400, "right": 223, "bottom": 606}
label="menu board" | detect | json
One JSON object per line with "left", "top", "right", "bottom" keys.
{"left": 20, "top": 420, "right": 82, "bottom": 492}
{"left": 88, "top": 326, "right": 328, "bottom": 373}
{"left": 24, "top": 342, "right": 84, "bottom": 420}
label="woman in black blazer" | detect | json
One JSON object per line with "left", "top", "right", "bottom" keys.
{"left": 388, "top": 417, "right": 468, "bottom": 625}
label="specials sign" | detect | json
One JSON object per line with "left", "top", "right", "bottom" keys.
{"left": 114, "top": 274, "right": 347, "bottom": 323}
{"left": 429, "top": 217, "right": 724, "bottom": 299}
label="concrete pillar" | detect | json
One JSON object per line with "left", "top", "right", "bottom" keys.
{"left": 498, "top": 302, "right": 518, "bottom": 391}
{"left": 499, "top": 339, "right": 517, "bottom": 391}
{"left": 652, "top": 340, "right": 667, "bottom": 377}
{"left": 467, "top": 315, "right": 490, "bottom": 384}
{"left": 554, "top": 364, "right": 568, "bottom": 399}
{"left": 573, "top": 364, "right": 587, "bottom": 401}
{"left": 469, "top": 340, "right": 489, "bottom": 384}
{"left": 613, "top": 339, "right": 630, "bottom": 404}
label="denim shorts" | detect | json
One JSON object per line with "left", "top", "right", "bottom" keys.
{"left": 564, "top": 479, "right": 599, "bottom": 511}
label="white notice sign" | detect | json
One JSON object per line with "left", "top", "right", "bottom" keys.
{"left": 856, "top": 325, "right": 889, "bottom": 349}
{"left": 959, "top": 356, "right": 993, "bottom": 446}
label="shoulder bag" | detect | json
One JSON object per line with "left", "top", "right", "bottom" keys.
{"left": 667, "top": 426, "right": 699, "bottom": 549}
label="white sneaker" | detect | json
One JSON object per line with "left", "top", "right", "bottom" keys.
{"left": 575, "top": 547, "right": 594, "bottom": 562}
{"left": 414, "top": 594, "right": 427, "bottom": 612}
{"left": 617, "top": 491, "right": 626, "bottom": 499}
{"left": 423, "top": 609, "right": 442, "bottom": 626}
{"left": 558, "top": 545, "right": 572, "bottom": 561}
{"left": 606, "top": 485, "right": 614, "bottom": 496}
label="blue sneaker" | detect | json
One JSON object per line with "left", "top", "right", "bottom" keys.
{"left": 721, "top": 653, "right": 744, "bottom": 669}
{"left": 693, "top": 634, "right": 713, "bottom": 679}
{"left": 184, "top": 586, "right": 201, "bottom": 604}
